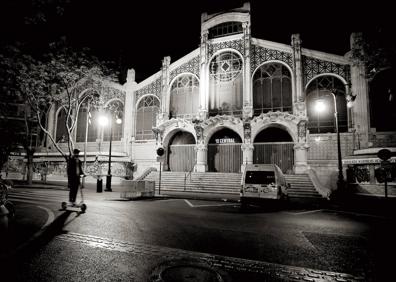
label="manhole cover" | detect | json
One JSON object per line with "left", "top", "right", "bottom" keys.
{"left": 150, "top": 259, "right": 228, "bottom": 282}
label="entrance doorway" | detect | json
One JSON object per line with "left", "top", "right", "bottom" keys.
{"left": 208, "top": 128, "right": 242, "bottom": 172}
{"left": 168, "top": 131, "right": 196, "bottom": 172}
{"left": 253, "top": 127, "right": 294, "bottom": 173}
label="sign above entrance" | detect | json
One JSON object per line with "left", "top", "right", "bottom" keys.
{"left": 215, "top": 138, "right": 235, "bottom": 144}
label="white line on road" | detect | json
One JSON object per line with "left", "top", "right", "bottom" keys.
{"left": 184, "top": 199, "right": 194, "bottom": 207}
{"left": 284, "top": 209, "right": 323, "bottom": 215}
{"left": 184, "top": 199, "right": 237, "bottom": 208}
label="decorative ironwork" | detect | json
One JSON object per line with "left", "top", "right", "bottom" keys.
{"left": 298, "top": 120, "right": 307, "bottom": 143}
{"left": 170, "top": 56, "right": 200, "bottom": 81}
{"left": 303, "top": 56, "right": 351, "bottom": 85}
{"left": 208, "top": 39, "right": 245, "bottom": 58}
{"left": 250, "top": 45, "right": 293, "bottom": 74}
{"left": 71, "top": 78, "right": 125, "bottom": 104}
{"left": 135, "top": 78, "right": 162, "bottom": 100}
{"left": 210, "top": 51, "right": 242, "bottom": 82}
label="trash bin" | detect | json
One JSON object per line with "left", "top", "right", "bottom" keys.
{"left": 97, "top": 177, "right": 103, "bottom": 193}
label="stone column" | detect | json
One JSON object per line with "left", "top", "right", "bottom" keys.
{"left": 199, "top": 30, "right": 209, "bottom": 119}
{"left": 294, "top": 143, "right": 309, "bottom": 174}
{"left": 194, "top": 143, "right": 207, "bottom": 172}
{"left": 294, "top": 120, "right": 309, "bottom": 173}
{"left": 349, "top": 33, "right": 369, "bottom": 148}
{"left": 241, "top": 143, "right": 254, "bottom": 172}
{"left": 123, "top": 68, "right": 137, "bottom": 157}
{"left": 243, "top": 21, "right": 253, "bottom": 119}
{"left": 161, "top": 56, "right": 171, "bottom": 119}
{"left": 291, "top": 34, "right": 306, "bottom": 117}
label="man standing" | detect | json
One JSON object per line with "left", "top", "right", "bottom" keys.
{"left": 67, "top": 149, "right": 84, "bottom": 205}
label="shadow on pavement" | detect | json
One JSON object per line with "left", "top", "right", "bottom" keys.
{"left": 1, "top": 211, "right": 74, "bottom": 280}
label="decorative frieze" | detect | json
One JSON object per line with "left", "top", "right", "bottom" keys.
{"left": 135, "top": 78, "right": 162, "bottom": 100}
{"left": 208, "top": 39, "right": 245, "bottom": 58}
{"left": 251, "top": 111, "right": 301, "bottom": 125}
{"left": 250, "top": 44, "right": 293, "bottom": 74}
{"left": 170, "top": 56, "right": 200, "bottom": 81}
{"left": 303, "top": 56, "right": 351, "bottom": 85}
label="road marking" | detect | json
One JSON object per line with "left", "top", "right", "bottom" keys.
{"left": 57, "top": 232, "right": 365, "bottom": 282}
{"left": 284, "top": 209, "right": 323, "bottom": 215}
{"left": 184, "top": 199, "right": 194, "bottom": 207}
{"left": 184, "top": 199, "right": 237, "bottom": 208}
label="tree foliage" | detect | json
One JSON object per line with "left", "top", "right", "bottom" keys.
{"left": 351, "top": 28, "right": 396, "bottom": 79}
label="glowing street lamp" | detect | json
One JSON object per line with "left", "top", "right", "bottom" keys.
{"left": 98, "top": 112, "right": 122, "bottom": 192}
{"left": 314, "top": 93, "right": 345, "bottom": 192}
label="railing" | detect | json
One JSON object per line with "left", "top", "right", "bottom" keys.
{"left": 184, "top": 162, "right": 196, "bottom": 191}
{"left": 135, "top": 167, "right": 157, "bottom": 181}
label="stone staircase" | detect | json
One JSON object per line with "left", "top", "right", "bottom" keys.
{"left": 143, "top": 171, "right": 241, "bottom": 194}
{"left": 284, "top": 174, "right": 323, "bottom": 199}
{"left": 143, "top": 171, "right": 324, "bottom": 199}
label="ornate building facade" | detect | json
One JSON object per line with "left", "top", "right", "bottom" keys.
{"left": 4, "top": 3, "right": 395, "bottom": 195}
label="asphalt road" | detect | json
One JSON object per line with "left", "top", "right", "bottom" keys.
{"left": 2, "top": 186, "right": 395, "bottom": 281}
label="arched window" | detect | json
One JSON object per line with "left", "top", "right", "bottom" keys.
{"left": 136, "top": 95, "right": 160, "bottom": 140}
{"left": 369, "top": 68, "right": 396, "bottom": 131}
{"left": 103, "top": 100, "right": 124, "bottom": 142}
{"left": 76, "top": 103, "right": 100, "bottom": 142}
{"left": 170, "top": 74, "right": 199, "bottom": 119}
{"left": 55, "top": 107, "right": 68, "bottom": 143}
{"left": 306, "top": 76, "right": 347, "bottom": 133}
{"left": 253, "top": 63, "right": 292, "bottom": 115}
{"left": 209, "top": 51, "right": 243, "bottom": 116}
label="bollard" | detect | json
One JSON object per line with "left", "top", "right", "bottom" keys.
{"left": 97, "top": 178, "right": 103, "bottom": 193}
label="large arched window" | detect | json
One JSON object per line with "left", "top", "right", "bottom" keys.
{"left": 369, "top": 68, "right": 396, "bottom": 131}
{"left": 253, "top": 63, "right": 292, "bottom": 115}
{"left": 306, "top": 76, "right": 347, "bottom": 133}
{"left": 55, "top": 107, "right": 68, "bottom": 143}
{"left": 209, "top": 51, "right": 243, "bottom": 116}
{"left": 103, "top": 100, "right": 124, "bottom": 142}
{"left": 170, "top": 74, "right": 199, "bottom": 119}
{"left": 136, "top": 95, "right": 160, "bottom": 140}
{"left": 76, "top": 102, "right": 100, "bottom": 142}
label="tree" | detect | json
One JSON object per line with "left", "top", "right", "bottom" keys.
{"left": 351, "top": 28, "right": 396, "bottom": 79}
{"left": 1, "top": 39, "right": 117, "bottom": 184}
{"left": 0, "top": 44, "right": 39, "bottom": 183}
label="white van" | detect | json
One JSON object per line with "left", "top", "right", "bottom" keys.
{"left": 240, "top": 164, "right": 288, "bottom": 206}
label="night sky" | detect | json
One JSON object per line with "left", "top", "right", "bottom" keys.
{"left": 1, "top": 0, "right": 394, "bottom": 82}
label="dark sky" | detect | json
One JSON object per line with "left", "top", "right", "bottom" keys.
{"left": 1, "top": 0, "right": 394, "bottom": 82}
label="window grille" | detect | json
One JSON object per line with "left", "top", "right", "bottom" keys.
{"left": 208, "top": 22, "right": 243, "bottom": 39}
{"left": 306, "top": 76, "right": 347, "bottom": 133}
{"left": 170, "top": 75, "right": 199, "bottom": 119}
{"left": 253, "top": 63, "right": 292, "bottom": 115}
{"left": 136, "top": 96, "right": 160, "bottom": 140}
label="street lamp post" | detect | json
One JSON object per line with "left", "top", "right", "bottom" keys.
{"left": 315, "top": 93, "right": 345, "bottom": 191}
{"left": 98, "top": 111, "right": 122, "bottom": 192}
{"left": 105, "top": 116, "right": 113, "bottom": 192}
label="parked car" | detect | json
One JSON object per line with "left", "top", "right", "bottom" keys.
{"left": 240, "top": 164, "right": 288, "bottom": 208}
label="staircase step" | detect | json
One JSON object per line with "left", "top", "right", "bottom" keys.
{"left": 142, "top": 171, "right": 324, "bottom": 200}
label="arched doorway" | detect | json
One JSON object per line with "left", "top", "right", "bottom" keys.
{"left": 254, "top": 127, "right": 294, "bottom": 173}
{"left": 168, "top": 131, "right": 196, "bottom": 172}
{"left": 208, "top": 128, "right": 242, "bottom": 172}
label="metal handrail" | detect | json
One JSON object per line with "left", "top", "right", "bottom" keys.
{"left": 184, "top": 162, "right": 196, "bottom": 191}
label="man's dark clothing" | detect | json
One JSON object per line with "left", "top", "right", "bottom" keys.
{"left": 67, "top": 155, "right": 84, "bottom": 203}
